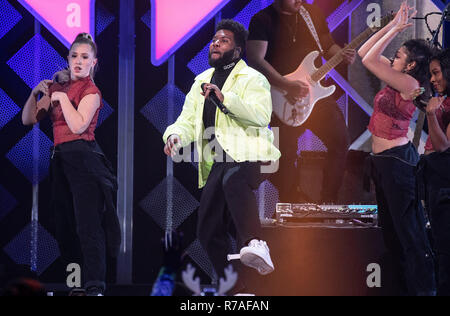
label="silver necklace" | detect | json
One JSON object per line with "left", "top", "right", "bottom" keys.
{"left": 283, "top": 13, "right": 298, "bottom": 43}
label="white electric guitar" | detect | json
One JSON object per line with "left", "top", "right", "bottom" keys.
{"left": 272, "top": 14, "right": 394, "bottom": 127}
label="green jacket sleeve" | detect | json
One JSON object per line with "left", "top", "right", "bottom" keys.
{"left": 222, "top": 74, "right": 272, "bottom": 128}
{"left": 162, "top": 84, "right": 198, "bottom": 147}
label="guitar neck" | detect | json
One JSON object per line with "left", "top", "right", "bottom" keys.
{"left": 311, "top": 27, "right": 375, "bottom": 83}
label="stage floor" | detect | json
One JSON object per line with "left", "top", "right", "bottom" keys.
{"left": 240, "top": 225, "right": 404, "bottom": 296}
{"left": 42, "top": 225, "right": 405, "bottom": 296}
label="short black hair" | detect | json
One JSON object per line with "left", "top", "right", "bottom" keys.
{"left": 216, "top": 19, "right": 249, "bottom": 57}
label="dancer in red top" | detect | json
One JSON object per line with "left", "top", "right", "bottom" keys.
{"left": 424, "top": 51, "right": 450, "bottom": 154}
{"left": 417, "top": 49, "right": 450, "bottom": 295}
{"left": 48, "top": 75, "right": 103, "bottom": 146}
{"left": 22, "top": 33, "right": 120, "bottom": 296}
{"left": 424, "top": 96, "right": 450, "bottom": 154}
{"left": 358, "top": 2, "right": 435, "bottom": 295}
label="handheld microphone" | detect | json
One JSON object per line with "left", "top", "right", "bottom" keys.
{"left": 53, "top": 69, "right": 70, "bottom": 84}
{"left": 201, "top": 83, "right": 230, "bottom": 115}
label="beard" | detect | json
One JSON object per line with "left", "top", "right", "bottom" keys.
{"left": 208, "top": 48, "right": 237, "bottom": 68}
{"left": 281, "top": 0, "right": 302, "bottom": 13}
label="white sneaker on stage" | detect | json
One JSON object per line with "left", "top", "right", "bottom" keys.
{"left": 239, "top": 240, "right": 274, "bottom": 275}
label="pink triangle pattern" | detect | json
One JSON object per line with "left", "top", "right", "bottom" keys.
{"left": 18, "top": 0, "right": 95, "bottom": 48}
{"left": 151, "top": 0, "right": 231, "bottom": 66}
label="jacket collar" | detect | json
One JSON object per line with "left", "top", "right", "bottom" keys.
{"left": 195, "top": 59, "right": 250, "bottom": 83}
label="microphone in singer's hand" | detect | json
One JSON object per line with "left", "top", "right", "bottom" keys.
{"left": 201, "top": 83, "right": 230, "bottom": 115}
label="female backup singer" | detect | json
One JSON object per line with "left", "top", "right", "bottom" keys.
{"left": 22, "top": 33, "right": 120, "bottom": 296}
{"left": 358, "top": 2, "right": 436, "bottom": 295}
{"left": 416, "top": 48, "right": 450, "bottom": 296}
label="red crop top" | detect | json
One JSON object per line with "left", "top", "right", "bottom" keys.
{"left": 369, "top": 85, "right": 416, "bottom": 140}
{"left": 425, "top": 97, "right": 450, "bottom": 151}
{"left": 48, "top": 76, "right": 103, "bottom": 146}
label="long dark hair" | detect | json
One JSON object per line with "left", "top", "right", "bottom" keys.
{"left": 430, "top": 48, "right": 450, "bottom": 96}
{"left": 403, "top": 39, "right": 434, "bottom": 110}
{"left": 403, "top": 39, "right": 433, "bottom": 85}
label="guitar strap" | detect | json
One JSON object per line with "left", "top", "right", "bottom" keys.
{"left": 299, "top": 6, "right": 324, "bottom": 54}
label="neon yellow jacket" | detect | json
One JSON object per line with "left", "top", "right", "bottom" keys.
{"left": 163, "top": 60, "right": 281, "bottom": 188}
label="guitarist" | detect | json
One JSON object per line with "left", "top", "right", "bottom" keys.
{"left": 247, "top": 0, "right": 355, "bottom": 203}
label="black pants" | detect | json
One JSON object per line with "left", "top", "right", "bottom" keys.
{"left": 371, "top": 143, "right": 436, "bottom": 296}
{"left": 50, "top": 140, "right": 119, "bottom": 291}
{"left": 197, "top": 161, "right": 269, "bottom": 282}
{"left": 419, "top": 151, "right": 450, "bottom": 296}
{"left": 271, "top": 97, "right": 349, "bottom": 203}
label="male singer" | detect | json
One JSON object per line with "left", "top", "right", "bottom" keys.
{"left": 163, "top": 20, "right": 280, "bottom": 282}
